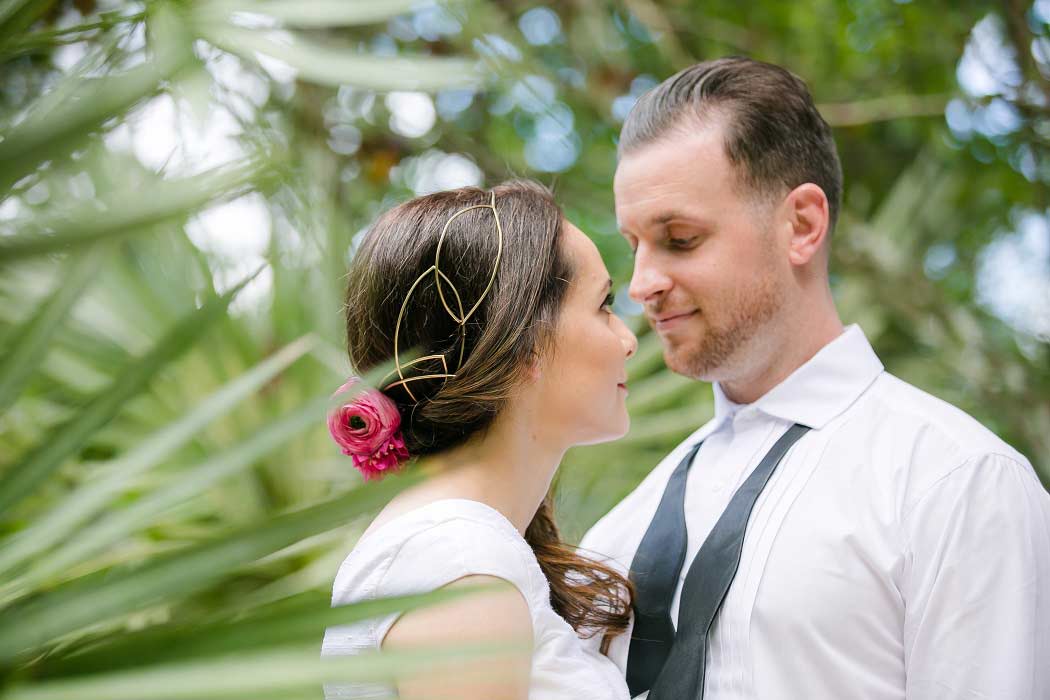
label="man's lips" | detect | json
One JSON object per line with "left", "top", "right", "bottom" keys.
{"left": 651, "top": 310, "right": 697, "bottom": 329}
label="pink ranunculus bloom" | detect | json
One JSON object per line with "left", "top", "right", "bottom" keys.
{"left": 327, "top": 378, "right": 409, "bottom": 480}
{"left": 352, "top": 432, "right": 410, "bottom": 481}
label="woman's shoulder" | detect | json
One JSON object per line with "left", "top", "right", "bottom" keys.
{"left": 323, "top": 499, "right": 632, "bottom": 698}
{"left": 331, "top": 499, "right": 547, "bottom": 608}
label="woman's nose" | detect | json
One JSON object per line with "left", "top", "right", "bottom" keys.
{"left": 625, "top": 337, "right": 637, "bottom": 359}
{"left": 620, "top": 321, "right": 638, "bottom": 359}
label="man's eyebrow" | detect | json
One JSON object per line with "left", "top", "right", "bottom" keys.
{"left": 619, "top": 211, "right": 706, "bottom": 239}
{"left": 648, "top": 210, "right": 694, "bottom": 228}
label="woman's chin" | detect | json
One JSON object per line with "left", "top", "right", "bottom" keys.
{"left": 575, "top": 416, "right": 631, "bottom": 446}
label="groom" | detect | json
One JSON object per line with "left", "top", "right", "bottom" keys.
{"left": 581, "top": 57, "right": 1050, "bottom": 699}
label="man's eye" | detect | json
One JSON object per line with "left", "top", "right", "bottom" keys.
{"left": 669, "top": 237, "right": 697, "bottom": 248}
{"left": 602, "top": 292, "right": 615, "bottom": 310}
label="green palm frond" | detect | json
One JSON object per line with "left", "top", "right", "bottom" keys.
{"left": 0, "top": 271, "right": 261, "bottom": 517}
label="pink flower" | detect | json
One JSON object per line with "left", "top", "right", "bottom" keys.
{"left": 327, "top": 378, "right": 410, "bottom": 481}
{"left": 351, "top": 432, "right": 410, "bottom": 481}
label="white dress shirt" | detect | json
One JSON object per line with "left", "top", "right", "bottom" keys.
{"left": 581, "top": 325, "right": 1050, "bottom": 700}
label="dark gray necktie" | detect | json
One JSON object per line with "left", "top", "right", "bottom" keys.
{"left": 648, "top": 423, "right": 810, "bottom": 699}
{"left": 628, "top": 423, "right": 810, "bottom": 699}
{"left": 625, "top": 441, "right": 704, "bottom": 697}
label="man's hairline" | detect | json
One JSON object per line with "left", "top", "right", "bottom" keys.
{"left": 615, "top": 109, "right": 786, "bottom": 232}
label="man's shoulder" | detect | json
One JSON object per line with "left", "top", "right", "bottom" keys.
{"left": 864, "top": 372, "right": 1026, "bottom": 462}
{"left": 846, "top": 372, "right": 1035, "bottom": 506}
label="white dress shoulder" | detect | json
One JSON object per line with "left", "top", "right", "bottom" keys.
{"left": 321, "top": 498, "right": 629, "bottom": 699}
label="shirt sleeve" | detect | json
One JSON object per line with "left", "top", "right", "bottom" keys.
{"left": 902, "top": 452, "right": 1050, "bottom": 700}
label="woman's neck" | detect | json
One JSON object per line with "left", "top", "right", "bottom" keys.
{"left": 386, "top": 412, "right": 565, "bottom": 535}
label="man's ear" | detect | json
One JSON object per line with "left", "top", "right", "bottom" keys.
{"left": 782, "top": 183, "right": 830, "bottom": 267}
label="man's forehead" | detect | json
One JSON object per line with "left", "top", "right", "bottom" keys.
{"left": 613, "top": 164, "right": 707, "bottom": 231}
{"left": 615, "top": 198, "right": 694, "bottom": 232}
{"left": 617, "top": 116, "right": 725, "bottom": 170}
{"left": 614, "top": 126, "right": 737, "bottom": 230}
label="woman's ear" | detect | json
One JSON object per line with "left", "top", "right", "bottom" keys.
{"left": 525, "top": 358, "right": 542, "bottom": 384}
{"left": 523, "top": 348, "right": 544, "bottom": 384}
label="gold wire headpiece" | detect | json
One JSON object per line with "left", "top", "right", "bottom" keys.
{"left": 383, "top": 191, "right": 504, "bottom": 404}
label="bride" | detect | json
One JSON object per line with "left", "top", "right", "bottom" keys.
{"left": 321, "top": 180, "right": 637, "bottom": 699}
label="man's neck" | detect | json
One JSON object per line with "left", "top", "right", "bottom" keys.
{"left": 718, "top": 314, "right": 845, "bottom": 405}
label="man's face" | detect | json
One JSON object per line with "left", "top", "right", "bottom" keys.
{"left": 614, "top": 119, "right": 787, "bottom": 381}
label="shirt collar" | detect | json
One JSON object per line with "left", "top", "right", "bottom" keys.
{"left": 712, "top": 324, "right": 884, "bottom": 431}
{"left": 711, "top": 379, "right": 743, "bottom": 430}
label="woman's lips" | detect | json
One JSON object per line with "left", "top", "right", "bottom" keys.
{"left": 653, "top": 310, "right": 697, "bottom": 330}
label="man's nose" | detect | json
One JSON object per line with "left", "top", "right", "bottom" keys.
{"left": 628, "top": 247, "right": 672, "bottom": 303}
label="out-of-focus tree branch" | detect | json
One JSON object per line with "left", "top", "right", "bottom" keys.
{"left": 817, "top": 93, "right": 951, "bottom": 126}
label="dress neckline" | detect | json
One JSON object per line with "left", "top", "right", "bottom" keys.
{"left": 355, "top": 497, "right": 523, "bottom": 550}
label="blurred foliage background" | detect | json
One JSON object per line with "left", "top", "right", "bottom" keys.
{"left": 0, "top": 0, "right": 1048, "bottom": 697}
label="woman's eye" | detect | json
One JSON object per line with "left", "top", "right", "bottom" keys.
{"left": 669, "top": 237, "right": 697, "bottom": 248}
{"left": 602, "top": 292, "right": 615, "bottom": 311}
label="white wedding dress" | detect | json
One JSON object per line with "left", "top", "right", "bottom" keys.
{"left": 321, "top": 498, "right": 630, "bottom": 699}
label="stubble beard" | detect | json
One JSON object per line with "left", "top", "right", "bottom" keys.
{"left": 663, "top": 270, "right": 784, "bottom": 381}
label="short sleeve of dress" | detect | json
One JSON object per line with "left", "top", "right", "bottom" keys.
{"left": 322, "top": 500, "right": 630, "bottom": 700}
{"left": 369, "top": 514, "right": 545, "bottom": 644}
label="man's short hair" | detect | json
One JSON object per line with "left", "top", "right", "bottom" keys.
{"left": 619, "top": 57, "right": 844, "bottom": 233}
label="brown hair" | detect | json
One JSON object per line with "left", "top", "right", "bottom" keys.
{"left": 344, "top": 180, "right": 632, "bottom": 651}
{"left": 619, "top": 56, "right": 844, "bottom": 232}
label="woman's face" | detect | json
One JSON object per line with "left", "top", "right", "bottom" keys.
{"left": 534, "top": 221, "right": 638, "bottom": 446}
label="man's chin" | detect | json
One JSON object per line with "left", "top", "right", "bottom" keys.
{"left": 659, "top": 340, "right": 726, "bottom": 379}
{"left": 662, "top": 345, "right": 712, "bottom": 380}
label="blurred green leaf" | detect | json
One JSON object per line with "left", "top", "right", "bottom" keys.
{"left": 0, "top": 335, "right": 316, "bottom": 583}
{"left": 0, "top": 468, "right": 419, "bottom": 663}
{"left": 12, "top": 397, "right": 329, "bottom": 595}
{"left": 202, "top": 0, "right": 422, "bottom": 28}
{"left": 42, "top": 584, "right": 503, "bottom": 676}
{"left": 0, "top": 247, "right": 103, "bottom": 415}
{"left": 200, "top": 24, "right": 482, "bottom": 91}
{"left": 0, "top": 9, "right": 147, "bottom": 61}
{"left": 0, "top": 162, "right": 268, "bottom": 263}
{"left": 3, "top": 640, "right": 528, "bottom": 700}
{"left": 0, "top": 33, "right": 194, "bottom": 192}
{"left": 0, "top": 0, "right": 34, "bottom": 25}
{"left": 0, "top": 0, "right": 53, "bottom": 44}
{"left": 0, "top": 270, "right": 260, "bottom": 518}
